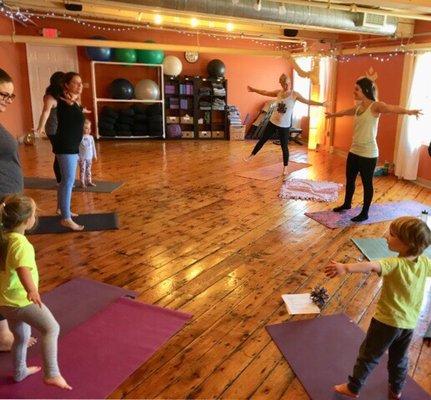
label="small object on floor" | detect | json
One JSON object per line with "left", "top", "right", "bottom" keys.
{"left": 237, "top": 162, "right": 310, "bottom": 181}
{"left": 279, "top": 179, "right": 341, "bottom": 202}
{"left": 56, "top": 209, "right": 78, "bottom": 218}
{"left": 24, "top": 177, "right": 123, "bottom": 193}
{"left": 281, "top": 293, "right": 321, "bottom": 315}
{"left": 310, "top": 286, "right": 329, "bottom": 309}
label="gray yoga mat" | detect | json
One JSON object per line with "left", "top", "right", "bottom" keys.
{"left": 29, "top": 213, "right": 119, "bottom": 234}
{"left": 267, "top": 314, "right": 430, "bottom": 400}
{"left": 352, "top": 238, "right": 431, "bottom": 260}
{"left": 24, "top": 177, "right": 123, "bottom": 193}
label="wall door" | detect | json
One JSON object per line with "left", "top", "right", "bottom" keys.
{"left": 26, "top": 44, "right": 79, "bottom": 129}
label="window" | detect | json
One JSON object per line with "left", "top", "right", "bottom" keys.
{"left": 292, "top": 57, "right": 312, "bottom": 128}
{"left": 406, "top": 52, "right": 431, "bottom": 145}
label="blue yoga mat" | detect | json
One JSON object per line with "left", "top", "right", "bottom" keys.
{"left": 352, "top": 238, "right": 431, "bottom": 260}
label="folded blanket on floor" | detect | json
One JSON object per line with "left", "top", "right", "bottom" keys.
{"left": 279, "top": 179, "right": 342, "bottom": 202}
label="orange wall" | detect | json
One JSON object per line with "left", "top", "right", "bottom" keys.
{"left": 333, "top": 53, "right": 404, "bottom": 163}
{"left": 0, "top": 15, "right": 290, "bottom": 138}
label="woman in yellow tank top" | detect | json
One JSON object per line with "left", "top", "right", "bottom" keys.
{"left": 326, "top": 77, "right": 421, "bottom": 222}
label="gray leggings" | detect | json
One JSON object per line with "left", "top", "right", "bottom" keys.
{"left": 0, "top": 303, "right": 60, "bottom": 381}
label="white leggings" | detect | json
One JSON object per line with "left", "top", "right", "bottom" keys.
{"left": 0, "top": 303, "right": 60, "bottom": 381}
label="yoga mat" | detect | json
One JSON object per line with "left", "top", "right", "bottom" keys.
{"left": 267, "top": 314, "right": 430, "bottom": 400}
{"left": 236, "top": 161, "right": 310, "bottom": 181}
{"left": 279, "top": 179, "right": 342, "bottom": 202}
{"left": 352, "top": 238, "right": 431, "bottom": 260}
{"left": 0, "top": 278, "right": 136, "bottom": 376}
{"left": 29, "top": 213, "right": 119, "bottom": 234}
{"left": 24, "top": 177, "right": 123, "bottom": 193}
{"left": 305, "top": 200, "right": 430, "bottom": 229}
{"left": 0, "top": 298, "right": 192, "bottom": 399}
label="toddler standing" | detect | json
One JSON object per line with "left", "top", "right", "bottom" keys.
{"left": 0, "top": 194, "right": 71, "bottom": 390}
{"left": 79, "top": 119, "right": 97, "bottom": 188}
{"left": 325, "top": 216, "right": 431, "bottom": 399}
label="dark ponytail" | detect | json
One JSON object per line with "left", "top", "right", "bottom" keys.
{"left": 45, "top": 71, "right": 65, "bottom": 99}
{"left": 356, "top": 77, "right": 377, "bottom": 101}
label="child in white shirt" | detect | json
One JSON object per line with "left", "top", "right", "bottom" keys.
{"left": 79, "top": 119, "right": 97, "bottom": 188}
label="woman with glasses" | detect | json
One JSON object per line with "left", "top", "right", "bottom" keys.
{"left": 0, "top": 68, "right": 37, "bottom": 351}
{"left": 53, "top": 72, "right": 85, "bottom": 231}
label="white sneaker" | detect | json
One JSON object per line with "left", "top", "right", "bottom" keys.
{"left": 57, "top": 209, "right": 78, "bottom": 217}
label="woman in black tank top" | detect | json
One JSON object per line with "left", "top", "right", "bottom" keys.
{"left": 55, "top": 72, "right": 85, "bottom": 231}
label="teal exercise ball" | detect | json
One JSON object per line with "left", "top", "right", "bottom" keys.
{"left": 114, "top": 48, "right": 137, "bottom": 63}
{"left": 137, "top": 40, "right": 165, "bottom": 64}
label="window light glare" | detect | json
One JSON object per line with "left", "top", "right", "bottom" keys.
{"left": 154, "top": 14, "right": 163, "bottom": 25}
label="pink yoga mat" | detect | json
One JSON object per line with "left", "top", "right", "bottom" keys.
{"left": 236, "top": 161, "right": 310, "bottom": 181}
{"left": 0, "top": 298, "right": 191, "bottom": 399}
{"left": 305, "top": 200, "right": 430, "bottom": 229}
{"left": 267, "top": 314, "right": 430, "bottom": 400}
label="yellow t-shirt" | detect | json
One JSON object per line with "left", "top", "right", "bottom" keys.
{"left": 375, "top": 255, "right": 431, "bottom": 329}
{"left": 0, "top": 232, "right": 39, "bottom": 307}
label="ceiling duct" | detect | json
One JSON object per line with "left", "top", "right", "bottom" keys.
{"left": 115, "top": 0, "right": 398, "bottom": 35}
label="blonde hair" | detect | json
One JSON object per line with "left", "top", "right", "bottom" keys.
{"left": 0, "top": 194, "right": 35, "bottom": 268}
{"left": 390, "top": 216, "right": 431, "bottom": 257}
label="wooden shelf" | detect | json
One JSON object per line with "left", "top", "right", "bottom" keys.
{"left": 96, "top": 98, "right": 163, "bottom": 103}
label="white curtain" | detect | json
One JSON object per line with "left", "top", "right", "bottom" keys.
{"left": 395, "top": 52, "right": 431, "bottom": 180}
{"left": 292, "top": 57, "right": 312, "bottom": 128}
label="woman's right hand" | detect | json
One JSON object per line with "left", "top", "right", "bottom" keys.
{"left": 247, "top": 86, "right": 254, "bottom": 93}
{"left": 325, "top": 112, "right": 334, "bottom": 119}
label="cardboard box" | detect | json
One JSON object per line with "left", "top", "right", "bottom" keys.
{"left": 198, "top": 131, "right": 211, "bottom": 139}
{"left": 229, "top": 125, "right": 246, "bottom": 140}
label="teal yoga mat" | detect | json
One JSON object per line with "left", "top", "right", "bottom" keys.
{"left": 352, "top": 238, "right": 431, "bottom": 260}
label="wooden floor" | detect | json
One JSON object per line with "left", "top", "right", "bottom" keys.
{"left": 20, "top": 139, "right": 431, "bottom": 399}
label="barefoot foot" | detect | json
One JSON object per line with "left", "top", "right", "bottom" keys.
{"left": 44, "top": 375, "right": 72, "bottom": 390}
{"left": 334, "top": 383, "right": 359, "bottom": 398}
{"left": 57, "top": 209, "right": 78, "bottom": 218}
{"left": 14, "top": 366, "right": 41, "bottom": 382}
{"left": 60, "top": 219, "right": 84, "bottom": 231}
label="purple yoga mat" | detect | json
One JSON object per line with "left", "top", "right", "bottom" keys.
{"left": 305, "top": 200, "right": 430, "bottom": 229}
{"left": 266, "top": 314, "right": 430, "bottom": 400}
{"left": 0, "top": 298, "right": 192, "bottom": 399}
{"left": 0, "top": 278, "right": 136, "bottom": 377}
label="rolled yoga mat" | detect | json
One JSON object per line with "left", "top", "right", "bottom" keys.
{"left": 0, "top": 278, "right": 136, "bottom": 376}
{"left": 24, "top": 177, "right": 124, "bottom": 193}
{"left": 352, "top": 237, "right": 431, "bottom": 260}
{"left": 305, "top": 200, "right": 430, "bottom": 229}
{"left": 236, "top": 161, "right": 310, "bottom": 181}
{"left": 29, "top": 212, "right": 119, "bottom": 234}
{"left": 0, "top": 298, "right": 192, "bottom": 399}
{"left": 266, "top": 314, "right": 430, "bottom": 400}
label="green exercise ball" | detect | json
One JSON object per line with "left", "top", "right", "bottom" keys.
{"left": 136, "top": 40, "right": 165, "bottom": 64}
{"left": 114, "top": 48, "right": 137, "bottom": 63}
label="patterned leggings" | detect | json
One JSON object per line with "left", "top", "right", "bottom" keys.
{"left": 79, "top": 159, "right": 93, "bottom": 184}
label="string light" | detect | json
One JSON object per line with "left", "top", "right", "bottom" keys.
{"left": 278, "top": 4, "right": 287, "bottom": 15}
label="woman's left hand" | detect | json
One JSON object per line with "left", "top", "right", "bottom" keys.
{"left": 83, "top": 108, "right": 92, "bottom": 114}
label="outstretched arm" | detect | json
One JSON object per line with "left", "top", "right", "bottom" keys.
{"left": 34, "top": 96, "right": 56, "bottom": 135}
{"left": 325, "top": 107, "right": 356, "bottom": 119}
{"left": 247, "top": 86, "right": 279, "bottom": 97}
{"left": 373, "top": 102, "right": 422, "bottom": 118}
{"left": 324, "top": 260, "right": 381, "bottom": 278}
{"left": 295, "top": 91, "right": 326, "bottom": 107}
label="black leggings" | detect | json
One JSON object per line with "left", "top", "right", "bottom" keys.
{"left": 47, "top": 135, "right": 61, "bottom": 183}
{"left": 343, "top": 152, "right": 377, "bottom": 214}
{"left": 251, "top": 121, "right": 290, "bottom": 166}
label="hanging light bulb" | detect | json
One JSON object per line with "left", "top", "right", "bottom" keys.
{"left": 154, "top": 14, "right": 163, "bottom": 25}
{"left": 278, "top": 3, "right": 287, "bottom": 15}
{"left": 254, "top": 0, "right": 262, "bottom": 11}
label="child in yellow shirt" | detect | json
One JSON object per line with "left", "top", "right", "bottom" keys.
{"left": 325, "top": 216, "right": 431, "bottom": 399}
{"left": 0, "top": 194, "right": 71, "bottom": 390}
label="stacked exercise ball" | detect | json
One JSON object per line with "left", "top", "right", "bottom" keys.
{"left": 207, "top": 59, "right": 226, "bottom": 78}
{"left": 114, "top": 48, "right": 137, "bottom": 63}
{"left": 85, "top": 36, "right": 112, "bottom": 61}
{"left": 137, "top": 40, "right": 165, "bottom": 64}
{"left": 135, "top": 79, "right": 160, "bottom": 100}
{"left": 108, "top": 78, "right": 134, "bottom": 100}
{"left": 163, "top": 55, "right": 182, "bottom": 77}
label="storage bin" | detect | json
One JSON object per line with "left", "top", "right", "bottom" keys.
{"left": 212, "top": 130, "right": 225, "bottom": 139}
{"left": 198, "top": 131, "right": 211, "bottom": 139}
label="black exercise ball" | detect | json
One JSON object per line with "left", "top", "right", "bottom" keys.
{"left": 207, "top": 59, "right": 226, "bottom": 78}
{"left": 108, "top": 79, "right": 134, "bottom": 100}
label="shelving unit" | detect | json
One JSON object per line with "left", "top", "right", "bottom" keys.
{"left": 164, "top": 76, "right": 228, "bottom": 139}
{"left": 90, "top": 60, "right": 165, "bottom": 139}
